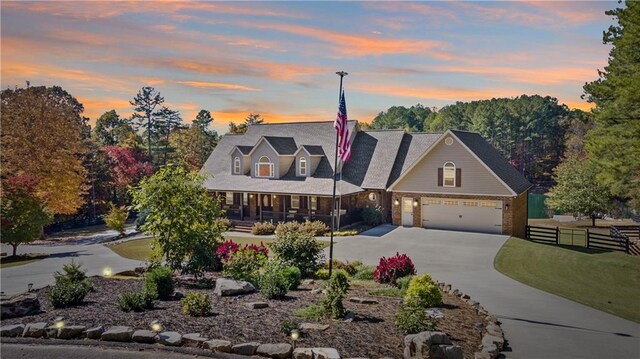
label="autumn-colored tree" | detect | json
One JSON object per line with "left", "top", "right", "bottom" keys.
{"left": 93, "top": 110, "right": 136, "bottom": 146}
{"left": 1, "top": 85, "right": 88, "bottom": 215}
{"left": 170, "top": 110, "right": 218, "bottom": 171}
{"left": 1, "top": 175, "right": 52, "bottom": 256}
{"left": 104, "top": 146, "right": 153, "bottom": 202}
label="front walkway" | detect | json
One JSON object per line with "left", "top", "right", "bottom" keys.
{"left": 329, "top": 225, "right": 640, "bottom": 358}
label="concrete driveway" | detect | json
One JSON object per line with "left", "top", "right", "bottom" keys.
{"left": 329, "top": 225, "right": 640, "bottom": 359}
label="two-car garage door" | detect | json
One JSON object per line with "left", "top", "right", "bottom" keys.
{"left": 421, "top": 197, "right": 503, "bottom": 234}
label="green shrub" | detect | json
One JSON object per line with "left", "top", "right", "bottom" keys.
{"left": 181, "top": 292, "right": 211, "bottom": 317}
{"left": 369, "top": 287, "right": 405, "bottom": 298}
{"left": 117, "top": 286, "right": 156, "bottom": 312}
{"left": 394, "top": 304, "right": 435, "bottom": 334}
{"left": 403, "top": 274, "right": 442, "bottom": 308}
{"left": 103, "top": 204, "right": 128, "bottom": 236}
{"left": 145, "top": 266, "right": 174, "bottom": 300}
{"left": 361, "top": 206, "right": 384, "bottom": 226}
{"left": 258, "top": 261, "right": 290, "bottom": 299}
{"left": 213, "top": 217, "right": 232, "bottom": 231}
{"left": 300, "top": 220, "right": 330, "bottom": 236}
{"left": 47, "top": 262, "right": 92, "bottom": 308}
{"left": 396, "top": 275, "right": 414, "bottom": 291}
{"left": 270, "top": 231, "right": 324, "bottom": 278}
{"left": 275, "top": 221, "right": 300, "bottom": 236}
{"left": 324, "top": 260, "right": 361, "bottom": 276}
{"left": 314, "top": 268, "right": 330, "bottom": 280}
{"left": 251, "top": 221, "right": 276, "bottom": 235}
{"left": 333, "top": 229, "right": 359, "bottom": 237}
{"left": 222, "top": 247, "right": 268, "bottom": 285}
{"left": 279, "top": 320, "right": 300, "bottom": 335}
{"left": 294, "top": 304, "right": 326, "bottom": 322}
{"left": 323, "top": 271, "right": 350, "bottom": 319}
{"left": 282, "top": 265, "right": 302, "bottom": 290}
{"left": 353, "top": 264, "right": 376, "bottom": 280}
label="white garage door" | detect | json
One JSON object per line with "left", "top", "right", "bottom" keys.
{"left": 421, "top": 198, "right": 503, "bottom": 234}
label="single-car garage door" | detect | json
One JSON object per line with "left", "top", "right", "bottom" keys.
{"left": 421, "top": 198, "right": 503, "bottom": 234}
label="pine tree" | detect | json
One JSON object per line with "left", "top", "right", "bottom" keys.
{"left": 130, "top": 87, "right": 165, "bottom": 163}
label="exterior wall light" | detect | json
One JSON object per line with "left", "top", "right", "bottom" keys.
{"left": 394, "top": 199, "right": 400, "bottom": 206}
{"left": 413, "top": 199, "right": 419, "bottom": 207}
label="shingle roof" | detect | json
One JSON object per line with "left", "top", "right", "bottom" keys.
{"left": 451, "top": 130, "right": 532, "bottom": 194}
{"left": 236, "top": 145, "right": 253, "bottom": 155}
{"left": 263, "top": 136, "right": 298, "bottom": 155}
{"left": 301, "top": 145, "right": 325, "bottom": 156}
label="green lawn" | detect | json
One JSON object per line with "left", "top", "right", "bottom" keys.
{"left": 495, "top": 237, "right": 640, "bottom": 323}
{"left": 0, "top": 254, "right": 49, "bottom": 268}
{"left": 106, "top": 235, "right": 329, "bottom": 261}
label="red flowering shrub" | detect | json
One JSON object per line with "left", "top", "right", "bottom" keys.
{"left": 216, "top": 240, "right": 240, "bottom": 261}
{"left": 245, "top": 242, "right": 269, "bottom": 257}
{"left": 374, "top": 253, "right": 416, "bottom": 285}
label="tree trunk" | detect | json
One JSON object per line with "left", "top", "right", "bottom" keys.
{"left": 12, "top": 243, "right": 18, "bottom": 257}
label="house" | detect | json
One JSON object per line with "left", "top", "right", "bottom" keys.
{"left": 200, "top": 120, "right": 531, "bottom": 237}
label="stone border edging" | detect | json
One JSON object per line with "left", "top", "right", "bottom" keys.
{"left": 437, "top": 282, "right": 506, "bottom": 359}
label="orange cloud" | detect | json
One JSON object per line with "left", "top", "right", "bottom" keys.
{"left": 364, "top": 2, "right": 459, "bottom": 22}
{"left": 239, "top": 22, "right": 449, "bottom": 57}
{"left": 177, "top": 81, "right": 261, "bottom": 92}
{"left": 354, "top": 83, "right": 522, "bottom": 102}
{"left": 435, "top": 65, "right": 596, "bottom": 85}
{"left": 561, "top": 100, "right": 594, "bottom": 111}
{"left": 76, "top": 97, "right": 133, "bottom": 123}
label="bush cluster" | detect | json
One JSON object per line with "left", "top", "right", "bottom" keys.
{"left": 103, "top": 204, "right": 128, "bottom": 236}
{"left": 314, "top": 268, "right": 330, "bottom": 280}
{"left": 251, "top": 221, "right": 276, "bottom": 235}
{"left": 361, "top": 206, "right": 384, "bottom": 226}
{"left": 352, "top": 264, "right": 376, "bottom": 280}
{"left": 396, "top": 275, "right": 414, "bottom": 291}
{"left": 181, "top": 292, "right": 211, "bottom": 317}
{"left": 322, "top": 271, "right": 350, "bottom": 319}
{"left": 145, "top": 266, "right": 174, "bottom": 300}
{"left": 216, "top": 240, "right": 240, "bottom": 261}
{"left": 394, "top": 304, "right": 435, "bottom": 334}
{"left": 222, "top": 246, "right": 268, "bottom": 285}
{"left": 47, "top": 262, "right": 92, "bottom": 308}
{"left": 374, "top": 252, "right": 416, "bottom": 285}
{"left": 213, "top": 217, "right": 232, "bottom": 231}
{"left": 117, "top": 285, "right": 156, "bottom": 312}
{"left": 403, "top": 274, "right": 442, "bottom": 308}
{"left": 258, "top": 261, "right": 291, "bottom": 299}
{"left": 282, "top": 265, "right": 302, "bottom": 290}
{"left": 275, "top": 220, "right": 330, "bottom": 237}
{"left": 324, "top": 259, "right": 362, "bottom": 276}
{"left": 270, "top": 231, "right": 324, "bottom": 278}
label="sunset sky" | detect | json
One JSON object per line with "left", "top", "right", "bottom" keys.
{"left": 1, "top": 1, "right": 615, "bottom": 134}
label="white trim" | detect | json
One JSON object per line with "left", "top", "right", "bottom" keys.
{"left": 255, "top": 156, "right": 274, "bottom": 178}
{"left": 233, "top": 156, "right": 241, "bottom": 174}
{"left": 291, "top": 195, "right": 300, "bottom": 209}
{"left": 299, "top": 157, "right": 307, "bottom": 176}
{"left": 387, "top": 130, "right": 517, "bottom": 196}
{"left": 392, "top": 190, "right": 515, "bottom": 197}
{"left": 293, "top": 146, "right": 324, "bottom": 157}
{"left": 443, "top": 161, "right": 456, "bottom": 187}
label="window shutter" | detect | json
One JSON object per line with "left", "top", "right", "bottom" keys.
{"left": 437, "top": 168, "right": 443, "bottom": 186}
{"left": 456, "top": 168, "right": 462, "bottom": 187}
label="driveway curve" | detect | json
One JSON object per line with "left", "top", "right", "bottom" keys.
{"left": 329, "top": 225, "right": 640, "bottom": 358}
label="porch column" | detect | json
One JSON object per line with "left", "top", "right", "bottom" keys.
{"left": 308, "top": 196, "right": 312, "bottom": 219}
{"left": 283, "top": 195, "right": 287, "bottom": 221}
{"left": 259, "top": 193, "right": 263, "bottom": 222}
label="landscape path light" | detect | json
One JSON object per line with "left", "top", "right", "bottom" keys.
{"left": 290, "top": 329, "right": 300, "bottom": 349}
{"left": 102, "top": 267, "right": 113, "bottom": 277}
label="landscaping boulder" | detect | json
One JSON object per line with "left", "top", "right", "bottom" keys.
{"left": 302, "top": 279, "right": 315, "bottom": 286}
{"left": 0, "top": 324, "right": 25, "bottom": 337}
{"left": 300, "top": 323, "right": 330, "bottom": 331}
{"left": 214, "top": 278, "right": 256, "bottom": 296}
{"left": 204, "top": 339, "right": 232, "bottom": 352}
{"left": 58, "top": 325, "right": 86, "bottom": 339}
{"left": 257, "top": 343, "right": 293, "bottom": 359}
{"left": 132, "top": 330, "right": 157, "bottom": 344}
{"left": 349, "top": 297, "right": 378, "bottom": 304}
{"left": 312, "top": 348, "right": 341, "bottom": 359}
{"left": 157, "top": 331, "right": 182, "bottom": 346}
{"left": 485, "top": 323, "right": 503, "bottom": 337}
{"left": 45, "top": 325, "right": 59, "bottom": 338}
{"left": 425, "top": 309, "right": 444, "bottom": 320}
{"left": 481, "top": 334, "right": 504, "bottom": 351}
{"left": 182, "top": 333, "right": 208, "bottom": 347}
{"left": 84, "top": 326, "right": 104, "bottom": 340}
{"left": 101, "top": 326, "right": 134, "bottom": 342}
{"left": 23, "top": 322, "right": 47, "bottom": 338}
{"left": 245, "top": 301, "right": 269, "bottom": 309}
{"left": 0, "top": 293, "right": 40, "bottom": 319}
{"left": 293, "top": 348, "right": 313, "bottom": 359}
{"left": 231, "top": 342, "right": 261, "bottom": 355}
{"left": 404, "top": 331, "right": 455, "bottom": 359}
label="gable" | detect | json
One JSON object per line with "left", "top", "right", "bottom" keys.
{"left": 391, "top": 134, "right": 514, "bottom": 196}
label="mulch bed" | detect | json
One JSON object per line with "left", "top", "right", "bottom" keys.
{"left": 4, "top": 276, "right": 484, "bottom": 358}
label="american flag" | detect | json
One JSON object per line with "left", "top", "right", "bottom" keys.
{"left": 333, "top": 90, "right": 351, "bottom": 163}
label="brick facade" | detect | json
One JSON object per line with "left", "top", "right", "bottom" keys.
{"left": 390, "top": 191, "right": 527, "bottom": 236}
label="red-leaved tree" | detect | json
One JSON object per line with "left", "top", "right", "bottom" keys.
{"left": 104, "top": 146, "right": 153, "bottom": 204}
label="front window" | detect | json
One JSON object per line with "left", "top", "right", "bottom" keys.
{"left": 311, "top": 196, "right": 318, "bottom": 210}
{"left": 225, "top": 192, "right": 234, "bottom": 205}
{"left": 243, "top": 193, "right": 248, "bottom": 206}
{"left": 255, "top": 156, "right": 274, "bottom": 178}
{"left": 299, "top": 157, "right": 307, "bottom": 176}
{"left": 443, "top": 162, "right": 455, "bottom": 187}
{"left": 291, "top": 195, "right": 300, "bottom": 209}
{"left": 233, "top": 157, "right": 241, "bottom": 174}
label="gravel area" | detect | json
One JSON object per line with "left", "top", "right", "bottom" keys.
{"left": 4, "top": 276, "right": 484, "bottom": 358}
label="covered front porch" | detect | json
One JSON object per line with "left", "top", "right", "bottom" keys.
{"left": 214, "top": 191, "right": 362, "bottom": 228}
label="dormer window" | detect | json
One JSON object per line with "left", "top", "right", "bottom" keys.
{"left": 255, "top": 156, "right": 274, "bottom": 178}
{"left": 443, "top": 162, "right": 456, "bottom": 187}
{"left": 233, "top": 157, "right": 241, "bottom": 174}
{"left": 299, "top": 157, "right": 307, "bottom": 176}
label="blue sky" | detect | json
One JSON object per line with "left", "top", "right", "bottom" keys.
{"left": 1, "top": 1, "right": 615, "bottom": 134}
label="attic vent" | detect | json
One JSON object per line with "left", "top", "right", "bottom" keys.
{"left": 445, "top": 137, "right": 453, "bottom": 146}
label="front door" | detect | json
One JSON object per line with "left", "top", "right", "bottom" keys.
{"left": 402, "top": 197, "right": 414, "bottom": 226}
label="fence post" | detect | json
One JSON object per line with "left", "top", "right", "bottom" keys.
{"left": 626, "top": 236, "right": 630, "bottom": 254}
{"left": 556, "top": 226, "right": 559, "bottom": 245}
{"left": 586, "top": 228, "right": 590, "bottom": 249}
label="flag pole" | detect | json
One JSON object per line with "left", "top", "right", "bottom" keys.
{"left": 329, "top": 71, "right": 347, "bottom": 278}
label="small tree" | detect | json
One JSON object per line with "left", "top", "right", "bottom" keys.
{"left": 1, "top": 176, "right": 52, "bottom": 256}
{"left": 130, "top": 166, "right": 224, "bottom": 277}
{"left": 103, "top": 204, "right": 128, "bottom": 237}
{"left": 547, "top": 155, "right": 613, "bottom": 227}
